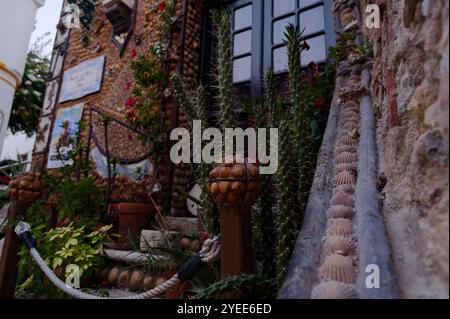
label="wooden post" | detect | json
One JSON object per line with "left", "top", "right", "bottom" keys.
{"left": 207, "top": 160, "right": 261, "bottom": 298}
{"left": 219, "top": 205, "right": 253, "bottom": 278}
{"left": 0, "top": 201, "right": 31, "bottom": 298}
{"left": 0, "top": 173, "right": 42, "bottom": 299}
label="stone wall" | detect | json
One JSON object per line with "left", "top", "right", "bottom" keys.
{"left": 363, "top": 0, "right": 449, "bottom": 298}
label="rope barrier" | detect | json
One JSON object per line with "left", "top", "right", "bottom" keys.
{"left": 15, "top": 221, "right": 220, "bottom": 299}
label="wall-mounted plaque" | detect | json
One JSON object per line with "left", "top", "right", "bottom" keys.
{"left": 47, "top": 103, "right": 84, "bottom": 169}
{"left": 59, "top": 55, "right": 105, "bottom": 103}
{"left": 34, "top": 115, "right": 53, "bottom": 154}
{"left": 42, "top": 79, "right": 59, "bottom": 116}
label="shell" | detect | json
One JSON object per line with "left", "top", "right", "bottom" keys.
{"left": 311, "top": 281, "right": 359, "bottom": 299}
{"left": 107, "top": 267, "right": 120, "bottom": 285}
{"left": 335, "top": 145, "right": 357, "bottom": 154}
{"left": 209, "top": 167, "right": 220, "bottom": 178}
{"left": 331, "top": 191, "right": 354, "bottom": 206}
{"left": 338, "top": 135, "right": 358, "bottom": 146}
{"left": 342, "top": 101, "right": 358, "bottom": 110}
{"left": 218, "top": 181, "right": 231, "bottom": 194}
{"left": 129, "top": 270, "right": 144, "bottom": 291}
{"left": 247, "top": 164, "right": 259, "bottom": 178}
{"left": 230, "top": 164, "right": 245, "bottom": 178}
{"left": 336, "top": 152, "right": 357, "bottom": 164}
{"left": 323, "top": 236, "right": 356, "bottom": 256}
{"left": 341, "top": 113, "right": 359, "bottom": 122}
{"left": 117, "top": 270, "right": 130, "bottom": 288}
{"left": 333, "top": 184, "right": 355, "bottom": 195}
{"left": 327, "top": 205, "right": 355, "bottom": 219}
{"left": 342, "top": 122, "right": 358, "bottom": 131}
{"left": 336, "top": 163, "right": 357, "bottom": 173}
{"left": 342, "top": 110, "right": 358, "bottom": 118}
{"left": 219, "top": 166, "right": 231, "bottom": 178}
{"left": 143, "top": 275, "right": 154, "bottom": 291}
{"left": 326, "top": 218, "right": 354, "bottom": 237}
{"left": 319, "top": 254, "right": 356, "bottom": 283}
{"left": 335, "top": 171, "right": 356, "bottom": 185}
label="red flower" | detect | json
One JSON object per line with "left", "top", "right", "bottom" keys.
{"left": 131, "top": 49, "right": 137, "bottom": 59}
{"left": 123, "top": 82, "right": 132, "bottom": 91}
{"left": 314, "top": 98, "right": 324, "bottom": 109}
{"left": 199, "top": 231, "right": 208, "bottom": 242}
{"left": 100, "top": 280, "right": 108, "bottom": 288}
{"left": 126, "top": 109, "right": 137, "bottom": 118}
{"left": 308, "top": 78, "right": 317, "bottom": 87}
{"left": 128, "top": 133, "right": 134, "bottom": 141}
{"left": 301, "top": 41, "right": 310, "bottom": 51}
{"left": 158, "top": 2, "right": 166, "bottom": 12}
{"left": 0, "top": 175, "right": 11, "bottom": 185}
{"left": 125, "top": 97, "right": 137, "bottom": 107}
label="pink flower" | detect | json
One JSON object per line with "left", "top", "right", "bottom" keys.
{"left": 131, "top": 49, "right": 137, "bottom": 59}
{"left": 123, "top": 82, "right": 132, "bottom": 91}
{"left": 125, "top": 97, "right": 137, "bottom": 107}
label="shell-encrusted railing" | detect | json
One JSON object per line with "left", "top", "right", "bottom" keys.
{"left": 280, "top": 0, "right": 398, "bottom": 299}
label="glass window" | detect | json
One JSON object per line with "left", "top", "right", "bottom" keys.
{"left": 234, "top": 5, "right": 253, "bottom": 31}
{"left": 299, "top": 0, "right": 321, "bottom": 8}
{"left": 273, "top": 15, "right": 296, "bottom": 45}
{"left": 299, "top": 6, "right": 324, "bottom": 36}
{"left": 234, "top": 30, "right": 252, "bottom": 56}
{"left": 233, "top": 56, "right": 252, "bottom": 82}
{"left": 301, "top": 35, "right": 326, "bottom": 65}
{"left": 273, "top": 0, "right": 296, "bottom": 17}
{"left": 273, "top": 46, "right": 288, "bottom": 73}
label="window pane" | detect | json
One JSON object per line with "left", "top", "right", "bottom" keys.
{"left": 233, "top": 56, "right": 252, "bottom": 82}
{"left": 299, "top": 0, "right": 321, "bottom": 8}
{"left": 273, "top": 0, "right": 296, "bottom": 17}
{"left": 273, "top": 46, "right": 288, "bottom": 73}
{"left": 301, "top": 35, "right": 326, "bottom": 65}
{"left": 234, "top": 5, "right": 252, "bottom": 31}
{"left": 273, "top": 15, "right": 295, "bottom": 45}
{"left": 234, "top": 30, "right": 252, "bottom": 56}
{"left": 299, "top": 5, "right": 324, "bottom": 36}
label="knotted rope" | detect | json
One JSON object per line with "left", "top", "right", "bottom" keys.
{"left": 15, "top": 221, "right": 220, "bottom": 299}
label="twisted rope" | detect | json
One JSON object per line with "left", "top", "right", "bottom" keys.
{"left": 15, "top": 222, "right": 220, "bottom": 299}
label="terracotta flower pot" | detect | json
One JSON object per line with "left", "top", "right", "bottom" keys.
{"left": 118, "top": 202, "right": 153, "bottom": 248}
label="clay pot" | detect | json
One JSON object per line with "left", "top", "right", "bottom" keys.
{"left": 118, "top": 203, "right": 154, "bottom": 247}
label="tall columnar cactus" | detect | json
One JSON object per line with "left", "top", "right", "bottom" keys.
{"left": 262, "top": 67, "right": 298, "bottom": 282}
{"left": 211, "top": 10, "right": 235, "bottom": 131}
{"left": 285, "top": 24, "right": 315, "bottom": 223}
{"left": 274, "top": 108, "right": 298, "bottom": 283}
{"left": 172, "top": 75, "right": 218, "bottom": 235}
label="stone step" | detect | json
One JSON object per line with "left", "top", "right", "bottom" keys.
{"left": 103, "top": 249, "right": 169, "bottom": 264}
{"left": 165, "top": 217, "right": 200, "bottom": 237}
{"left": 140, "top": 230, "right": 181, "bottom": 252}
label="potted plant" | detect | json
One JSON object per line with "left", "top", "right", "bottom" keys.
{"left": 116, "top": 200, "right": 154, "bottom": 249}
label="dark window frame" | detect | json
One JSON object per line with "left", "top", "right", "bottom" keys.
{"left": 263, "top": 0, "right": 336, "bottom": 74}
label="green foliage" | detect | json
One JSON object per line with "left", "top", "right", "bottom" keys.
{"left": 328, "top": 31, "right": 358, "bottom": 62}
{"left": 192, "top": 274, "right": 276, "bottom": 299}
{"left": 10, "top": 35, "right": 50, "bottom": 136}
{"left": 211, "top": 10, "right": 235, "bottom": 130}
{"left": 53, "top": 178, "right": 104, "bottom": 228}
{"left": 172, "top": 75, "right": 218, "bottom": 236}
{"left": 357, "top": 40, "right": 374, "bottom": 59}
{"left": 17, "top": 219, "right": 110, "bottom": 298}
{"left": 126, "top": 0, "right": 175, "bottom": 160}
